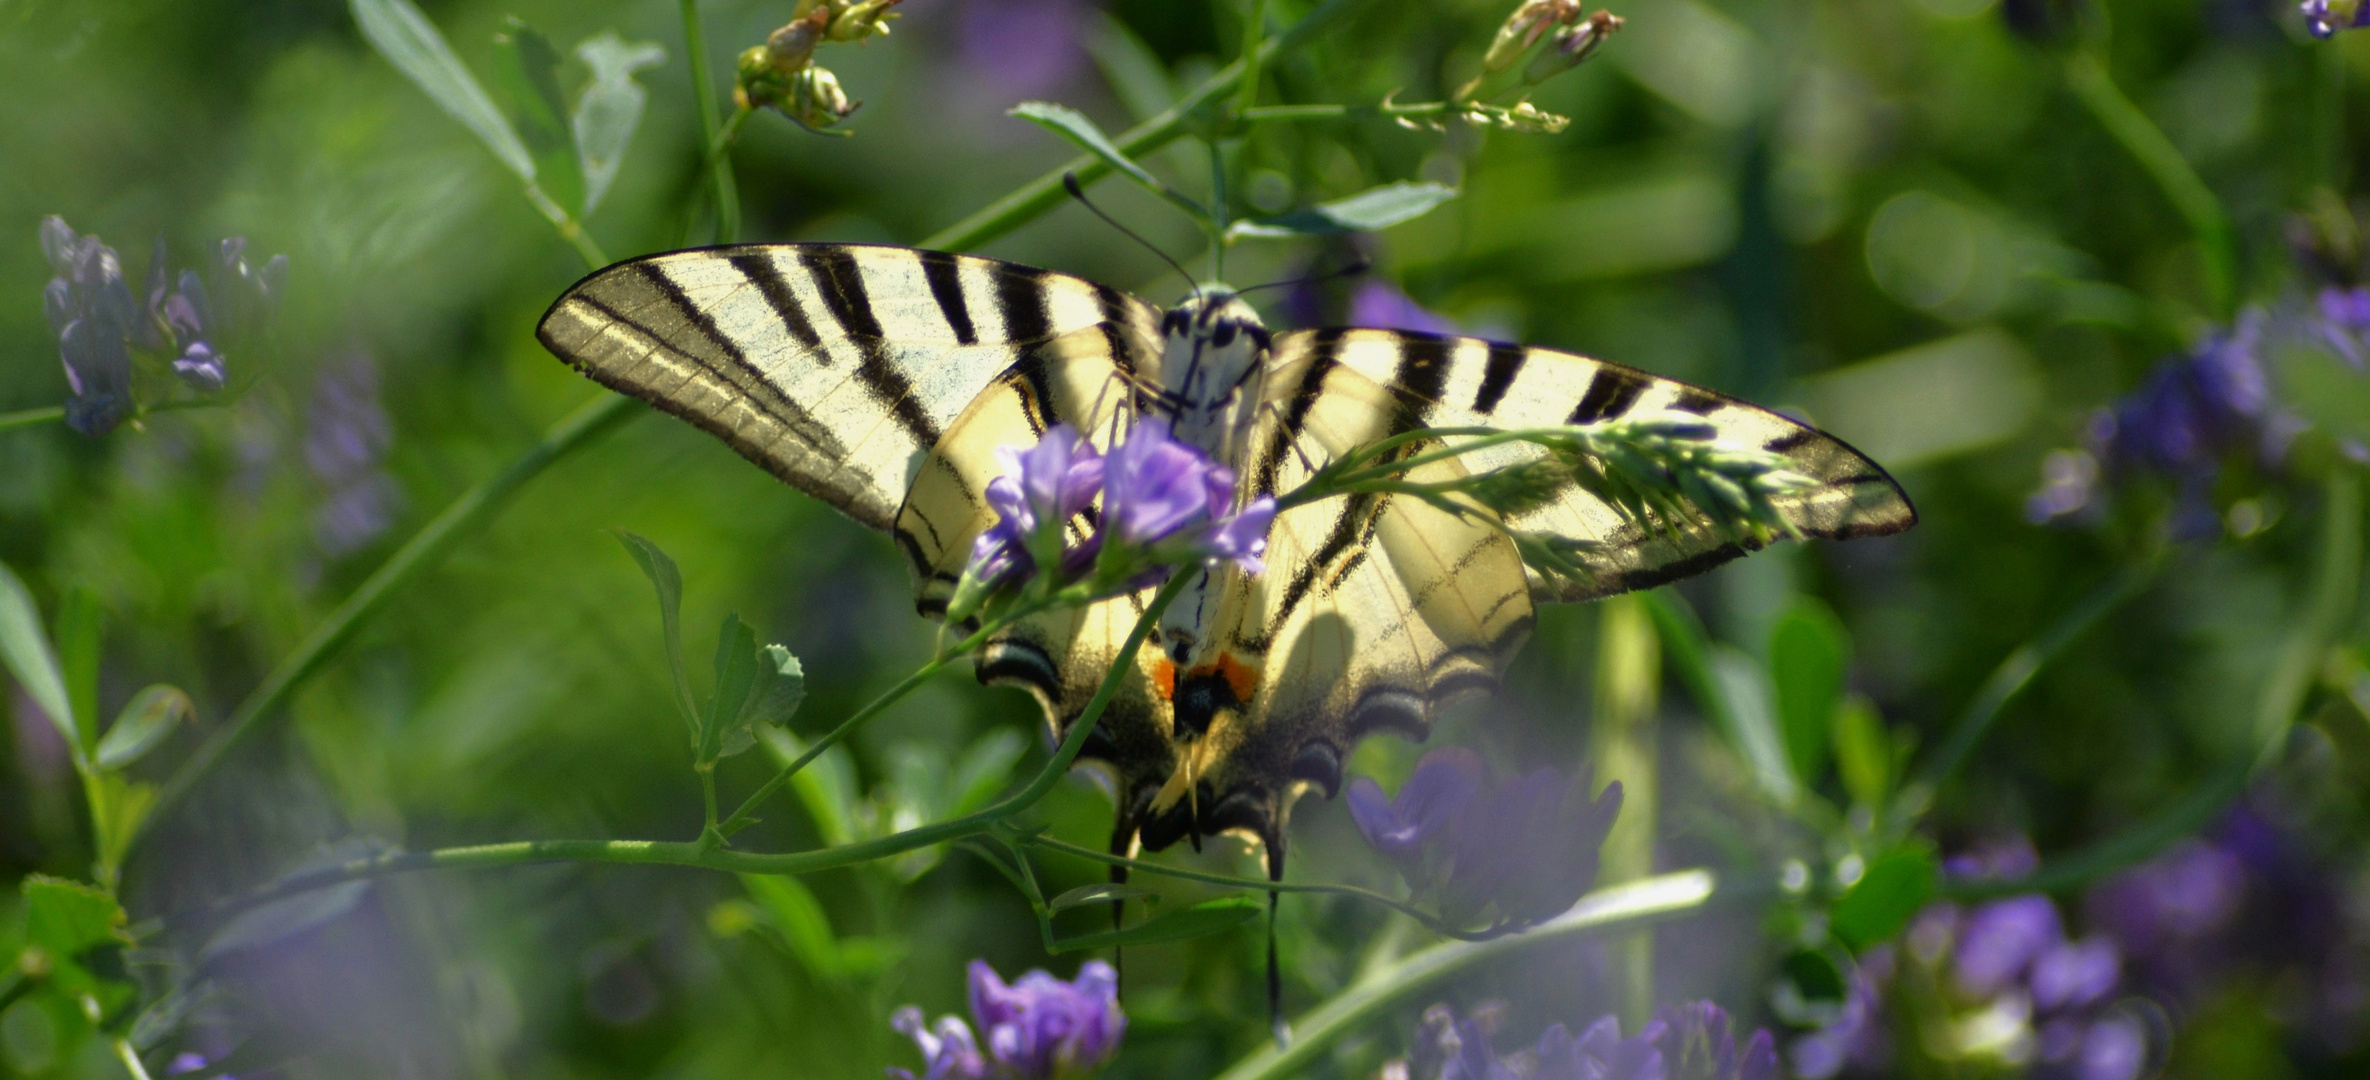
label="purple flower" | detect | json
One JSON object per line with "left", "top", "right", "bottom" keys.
{"left": 968, "top": 424, "right": 1105, "bottom": 588}
{"left": 888, "top": 1008, "right": 989, "bottom": 1080}
{"left": 1347, "top": 747, "right": 1483, "bottom": 866}
{"left": 2304, "top": 0, "right": 2370, "bottom": 37}
{"left": 957, "top": 0, "right": 1092, "bottom": 98}
{"left": 2072, "top": 1016, "right": 2146, "bottom": 1080}
{"left": 1350, "top": 749, "right": 1621, "bottom": 931}
{"left": 2316, "top": 286, "right": 2370, "bottom": 371}
{"left": 1533, "top": 1015, "right": 1664, "bottom": 1080}
{"left": 1100, "top": 419, "right": 1274, "bottom": 573}
{"left": 1788, "top": 950, "right": 1890, "bottom": 1079}
{"left": 1656, "top": 1001, "right": 1778, "bottom": 1080}
{"left": 890, "top": 960, "right": 1124, "bottom": 1080}
{"left": 306, "top": 350, "right": 402, "bottom": 558}
{"left": 40, "top": 216, "right": 138, "bottom": 435}
{"left": 2029, "top": 937, "right": 2120, "bottom": 1012}
{"left": 1349, "top": 280, "right": 1461, "bottom": 336}
{"left": 1952, "top": 895, "right": 2062, "bottom": 998}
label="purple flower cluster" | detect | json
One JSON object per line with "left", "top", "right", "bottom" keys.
{"left": 960, "top": 421, "right": 1276, "bottom": 613}
{"left": 2026, "top": 312, "right": 2302, "bottom": 534}
{"left": 36, "top": 216, "right": 285, "bottom": 436}
{"left": 887, "top": 960, "right": 1125, "bottom": 1080}
{"left": 2304, "top": 0, "right": 2370, "bottom": 37}
{"left": 1347, "top": 748, "right": 1624, "bottom": 931}
{"left": 1398, "top": 1000, "right": 1776, "bottom": 1080}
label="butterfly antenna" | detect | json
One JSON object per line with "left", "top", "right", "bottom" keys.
{"left": 1235, "top": 255, "right": 1373, "bottom": 298}
{"left": 1063, "top": 172, "right": 1198, "bottom": 303}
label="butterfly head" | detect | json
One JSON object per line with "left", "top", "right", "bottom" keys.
{"left": 1158, "top": 288, "right": 1271, "bottom": 455}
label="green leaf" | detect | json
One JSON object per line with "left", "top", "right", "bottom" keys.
{"left": 22, "top": 875, "right": 128, "bottom": 997}
{"left": 1084, "top": 13, "right": 1178, "bottom": 124}
{"left": 702, "top": 614, "right": 760, "bottom": 760}
{"left": 764, "top": 728, "right": 859, "bottom": 847}
{"left": 1780, "top": 948, "right": 1848, "bottom": 1005}
{"left": 350, "top": 0, "right": 534, "bottom": 180}
{"left": 947, "top": 728, "right": 1028, "bottom": 816}
{"left": 95, "top": 685, "right": 193, "bottom": 771}
{"left": 201, "top": 881, "right": 370, "bottom": 963}
{"left": 1047, "top": 883, "right": 1161, "bottom": 912}
{"left": 614, "top": 532, "right": 697, "bottom": 738}
{"left": 738, "top": 873, "right": 844, "bottom": 979}
{"left": 1706, "top": 646, "right": 1797, "bottom": 804}
{"left": 1831, "top": 694, "right": 1891, "bottom": 809}
{"left": 1052, "top": 896, "right": 1261, "bottom": 952}
{"left": 722, "top": 644, "right": 805, "bottom": 758}
{"left": 491, "top": 17, "right": 582, "bottom": 215}
{"left": 54, "top": 586, "right": 100, "bottom": 759}
{"left": 0, "top": 562, "right": 76, "bottom": 765}
{"left": 1830, "top": 847, "right": 1939, "bottom": 951}
{"left": 1769, "top": 599, "right": 1849, "bottom": 785}
{"left": 1009, "top": 101, "right": 1166, "bottom": 193}
{"left": 1227, "top": 181, "right": 1459, "bottom": 239}
{"left": 572, "top": 32, "right": 666, "bottom": 214}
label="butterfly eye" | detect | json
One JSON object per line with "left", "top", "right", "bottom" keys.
{"left": 1287, "top": 740, "right": 1343, "bottom": 797}
{"left": 1246, "top": 326, "right": 1271, "bottom": 352}
{"left": 1211, "top": 321, "right": 1239, "bottom": 348}
{"left": 1163, "top": 309, "right": 1188, "bottom": 336}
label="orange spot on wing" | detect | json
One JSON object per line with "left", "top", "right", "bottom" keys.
{"left": 1153, "top": 658, "right": 1178, "bottom": 701}
{"left": 1217, "top": 652, "right": 1261, "bottom": 704}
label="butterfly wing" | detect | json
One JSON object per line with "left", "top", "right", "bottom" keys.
{"left": 1289, "top": 328, "right": 1918, "bottom": 602}
{"left": 537, "top": 243, "right": 1161, "bottom": 531}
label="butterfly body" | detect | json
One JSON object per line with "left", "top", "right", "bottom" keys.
{"left": 537, "top": 243, "right": 1914, "bottom": 870}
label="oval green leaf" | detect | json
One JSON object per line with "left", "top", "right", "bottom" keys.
{"left": 95, "top": 685, "right": 195, "bottom": 771}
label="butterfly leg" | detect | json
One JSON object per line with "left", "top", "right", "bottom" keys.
{"left": 1264, "top": 824, "right": 1290, "bottom": 1045}
{"left": 1108, "top": 813, "right": 1137, "bottom": 996}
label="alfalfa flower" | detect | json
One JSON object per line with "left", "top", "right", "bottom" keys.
{"left": 1349, "top": 748, "right": 1622, "bottom": 932}
{"left": 887, "top": 960, "right": 1125, "bottom": 1080}
{"left": 2304, "top": 0, "right": 2370, "bottom": 38}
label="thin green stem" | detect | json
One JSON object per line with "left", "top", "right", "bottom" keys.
{"left": 918, "top": 0, "right": 1365, "bottom": 254}
{"left": 135, "top": 391, "right": 642, "bottom": 855}
{"left": 1212, "top": 871, "right": 1730, "bottom": 1080}
{"left": 114, "top": 1038, "right": 155, "bottom": 1080}
{"left": 2064, "top": 52, "right": 2235, "bottom": 319}
{"left": 1017, "top": 833, "right": 1482, "bottom": 937}
{"left": 1900, "top": 552, "right": 2164, "bottom": 814}
{"left": 0, "top": 405, "right": 65, "bottom": 433}
{"left": 1233, "top": 0, "right": 1271, "bottom": 124}
{"left": 1947, "top": 475, "right": 2360, "bottom": 901}
{"left": 176, "top": 576, "right": 1192, "bottom": 932}
{"left": 523, "top": 184, "right": 610, "bottom": 269}
{"left": 1237, "top": 100, "right": 1449, "bottom": 124}
{"left": 681, "top": 0, "right": 741, "bottom": 245}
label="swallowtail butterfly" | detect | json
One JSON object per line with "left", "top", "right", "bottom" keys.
{"left": 537, "top": 243, "right": 1914, "bottom": 886}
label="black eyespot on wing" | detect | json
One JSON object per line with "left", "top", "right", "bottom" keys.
{"left": 1287, "top": 741, "right": 1344, "bottom": 798}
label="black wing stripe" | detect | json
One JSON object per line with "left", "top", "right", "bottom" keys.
{"left": 996, "top": 265, "right": 1055, "bottom": 344}
{"left": 1764, "top": 430, "right": 1817, "bottom": 453}
{"left": 1567, "top": 364, "right": 1652, "bottom": 424}
{"left": 1388, "top": 333, "right": 1451, "bottom": 434}
{"left": 917, "top": 249, "right": 978, "bottom": 345}
{"left": 563, "top": 291, "right": 843, "bottom": 469}
{"left": 1254, "top": 327, "right": 1347, "bottom": 496}
{"left": 635, "top": 263, "right": 751, "bottom": 370}
{"left": 800, "top": 247, "right": 941, "bottom": 447}
{"left": 1670, "top": 387, "right": 1724, "bottom": 415}
{"left": 726, "top": 252, "right": 824, "bottom": 352}
{"left": 1473, "top": 342, "right": 1526, "bottom": 415}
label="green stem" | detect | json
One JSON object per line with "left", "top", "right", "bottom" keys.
{"left": 135, "top": 391, "right": 642, "bottom": 855}
{"left": 2064, "top": 52, "right": 2236, "bottom": 319}
{"left": 1017, "top": 833, "right": 1482, "bottom": 937}
{"left": 1211, "top": 871, "right": 1728, "bottom": 1080}
{"left": 523, "top": 184, "right": 611, "bottom": 269}
{"left": 1237, "top": 100, "right": 1449, "bottom": 124}
{"left": 1233, "top": 0, "right": 1271, "bottom": 124}
{"left": 1899, "top": 551, "right": 2163, "bottom": 815}
{"left": 114, "top": 1038, "right": 155, "bottom": 1080}
{"left": 178, "top": 576, "right": 1191, "bottom": 930}
{"left": 917, "top": 0, "right": 1365, "bottom": 254}
{"left": 681, "top": 0, "right": 741, "bottom": 245}
{"left": 717, "top": 613, "right": 1017, "bottom": 836}
{"left": 1947, "top": 475, "right": 2360, "bottom": 901}
{"left": 0, "top": 405, "right": 65, "bottom": 433}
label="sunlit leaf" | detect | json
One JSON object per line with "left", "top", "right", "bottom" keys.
{"left": 1010, "top": 101, "right": 1164, "bottom": 192}
{"left": 726, "top": 645, "right": 805, "bottom": 755}
{"left": 491, "top": 17, "right": 583, "bottom": 215}
{"left": 572, "top": 32, "right": 666, "bottom": 214}
{"left": 95, "top": 685, "right": 194, "bottom": 771}
{"left": 1831, "top": 847, "right": 1938, "bottom": 951}
{"left": 0, "top": 561, "right": 76, "bottom": 763}
{"left": 1051, "top": 896, "right": 1261, "bottom": 952}
{"left": 351, "top": 0, "right": 535, "bottom": 179}
{"left": 703, "top": 614, "right": 760, "bottom": 759}
{"left": 614, "top": 532, "right": 698, "bottom": 737}
{"left": 1769, "top": 599, "right": 1848, "bottom": 785}
{"left": 1227, "top": 181, "right": 1458, "bottom": 239}
{"left": 738, "top": 873, "right": 841, "bottom": 977}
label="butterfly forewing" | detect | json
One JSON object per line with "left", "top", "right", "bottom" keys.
{"left": 538, "top": 243, "right": 1161, "bottom": 529}
{"left": 1283, "top": 328, "right": 1918, "bottom": 601}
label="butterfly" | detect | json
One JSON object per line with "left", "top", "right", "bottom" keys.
{"left": 537, "top": 242, "right": 1915, "bottom": 891}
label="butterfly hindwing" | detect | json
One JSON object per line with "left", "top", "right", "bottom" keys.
{"left": 538, "top": 243, "right": 1161, "bottom": 530}
{"left": 1287, "top": 328, "right": 1918, "bottom": 601}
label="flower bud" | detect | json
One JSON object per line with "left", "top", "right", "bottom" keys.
{"left": 1481, "top": 1, "right": 1580, "bottom": 75}
{"left": 790, "top": 66, "right": 858, "bottom": 129}
{"left": 825, "top": 0, "right": 903, "bottom": 42}
{"left": 1523, "top": 10, "right": 1621, "bottom": 85}
{"left": 765, "top": 10, "right": 826, "bottom": 70}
